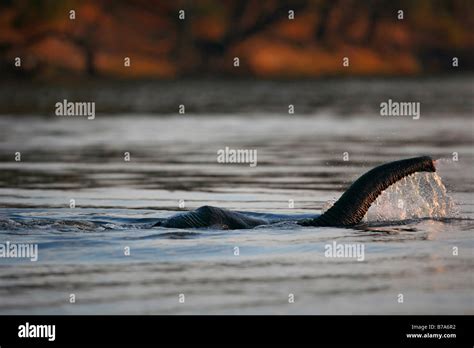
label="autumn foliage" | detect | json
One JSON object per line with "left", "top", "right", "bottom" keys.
{"left": 0, "top": 0, "right": 472, "bottom": 79}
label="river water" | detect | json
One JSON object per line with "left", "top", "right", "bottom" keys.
{"left": 0, "top": 78, "right": 472, "bottom": 314}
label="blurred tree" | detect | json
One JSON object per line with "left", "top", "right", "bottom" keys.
{"left": 0, "top": 0, "right": 472, "bottom": 78}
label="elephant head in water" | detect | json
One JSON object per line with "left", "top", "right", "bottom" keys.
{"left": 153, "top": 156, "right": 436, "bottom": 229}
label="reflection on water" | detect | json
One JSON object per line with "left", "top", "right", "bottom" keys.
{"left": 0, "top": 79, "right": 473, "bottom": 314}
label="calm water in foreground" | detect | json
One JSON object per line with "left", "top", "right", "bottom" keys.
{"left": 0, "top": 79, "right": 473, "bottom": 314}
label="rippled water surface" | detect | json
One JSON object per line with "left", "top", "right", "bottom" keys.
{"left": 0, "top": 78, "right": 473, "bottom": 314}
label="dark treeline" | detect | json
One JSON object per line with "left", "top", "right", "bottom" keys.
{"left": 0, "top": 0, "right": 472, "bottom": 79}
